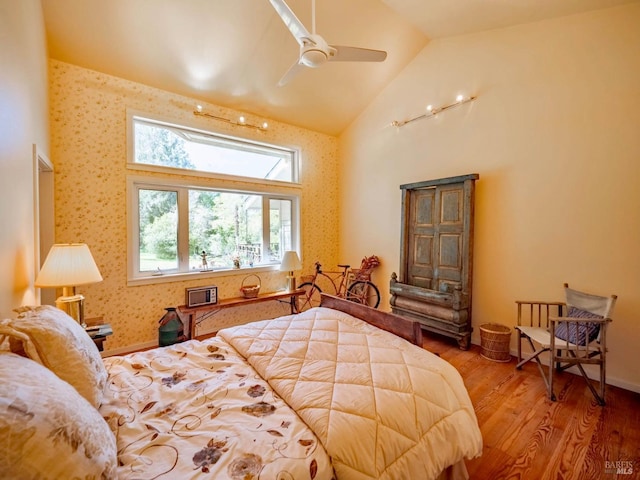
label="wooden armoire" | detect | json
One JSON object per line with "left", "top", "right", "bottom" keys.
{"left": 390, "top": 174, "right": 478, "bottom": 349}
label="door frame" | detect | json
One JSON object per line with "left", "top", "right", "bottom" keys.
{"left": 33, "top": 144, "right": 54, "bottom": 305}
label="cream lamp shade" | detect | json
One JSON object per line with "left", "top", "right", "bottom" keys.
{"left": 35, "top": 243, "right": 103, "bottom": 326}
{"left": 279, "top": 251, "right": 302, "bottom": 292}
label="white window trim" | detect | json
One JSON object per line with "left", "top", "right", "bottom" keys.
{"left": 126, "top": 109, "right": 301, "bottom": 187}
{"left": 126, "top": 175, "right": 301, "bottom": 286}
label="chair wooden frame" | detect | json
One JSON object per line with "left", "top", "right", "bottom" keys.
{"left": 515, "top": 283, "right": 617, "bottom": 406}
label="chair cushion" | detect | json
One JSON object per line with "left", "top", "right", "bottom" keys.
{"left": 554, "top": 307, "right": 603, "bottom": 346}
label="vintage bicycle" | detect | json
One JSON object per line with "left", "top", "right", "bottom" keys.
{"left": 298, "top": 255, "right": 381, "bottom": 311}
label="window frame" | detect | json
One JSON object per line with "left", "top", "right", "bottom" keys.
{"left": 126, "top": 110, "right": 300, "bottom": 185}
{"left": 127, "top": 176, "right": 301, "bottom": 285}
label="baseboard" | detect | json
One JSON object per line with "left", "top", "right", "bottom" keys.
{"left": 606, "top": 375, "right": 640, "bottom": 394}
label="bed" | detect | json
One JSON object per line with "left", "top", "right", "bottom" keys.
{"left": 0, "top": 294, "right": 482, "bottom": 480}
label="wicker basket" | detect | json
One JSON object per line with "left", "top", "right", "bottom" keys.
{"left": 479, "top": 323, "right": 512, "bottom": 362}
{"left": 240, "top": 274, "right": 261, "bottom": 298}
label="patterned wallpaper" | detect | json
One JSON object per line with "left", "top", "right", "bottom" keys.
{"left": 49, "top": 60, "right": 339, "bottom": 352}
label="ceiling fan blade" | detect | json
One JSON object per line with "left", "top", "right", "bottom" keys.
{"left": 278, "top": 60, "right": 305, "bottom": 86}
{"left": 330, "top": 46, "right": 387, "bottom": 62}
{"left": 269, "top": 0, "right": 312, "bottom": 46}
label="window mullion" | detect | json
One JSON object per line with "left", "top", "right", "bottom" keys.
{"left": 178, "top": 188, "right": 190, "bottom": 271}
{"left": 262, "top": 196, "right": 271, "bottom": 262}
{"left": 291, "top": 196, "right": 299, "bottom": 253}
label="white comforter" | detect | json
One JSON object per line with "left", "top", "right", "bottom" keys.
{"left": 219, "top": 307, "right": 483, "bottom": 480}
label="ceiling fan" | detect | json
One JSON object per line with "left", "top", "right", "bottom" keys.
{"left": 269, "top": 0, "right": 388, "bottom": 86}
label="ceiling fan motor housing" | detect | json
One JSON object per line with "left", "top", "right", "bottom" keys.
{"left": 301, "top": 48, "right": 329, "bottom": 67}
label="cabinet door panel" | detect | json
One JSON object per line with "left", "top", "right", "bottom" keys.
{"left": 408, "top": 189, "right": 436, "bottom": 288}
{"left": 407, "top": 183, "right": 466, "bottom": 291}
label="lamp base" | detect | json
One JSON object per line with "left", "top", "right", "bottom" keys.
{"left": 286, "top": 275, "right": 297, "bottom": 292}
{"left": 56, "top": 294, "right": 86, "bottom": 327}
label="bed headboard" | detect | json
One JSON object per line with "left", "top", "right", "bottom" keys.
{"left": 318, "top": 294, "right": 423, "bottom": 346}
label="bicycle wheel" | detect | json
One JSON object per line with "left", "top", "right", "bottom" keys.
{"left": 298, "top": 282, "right": 323, "bottom": 311}
{"left": 346, "top": 281, "right": 381, "bottom": 308}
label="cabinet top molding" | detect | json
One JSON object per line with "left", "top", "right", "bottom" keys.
{"left": 400, "top": 173, "right": 479, "bottom": 191}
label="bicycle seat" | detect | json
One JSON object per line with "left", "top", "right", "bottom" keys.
{"left": 337, "top": 264, "right": 350, "bottom": 269}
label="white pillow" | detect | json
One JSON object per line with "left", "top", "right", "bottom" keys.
{"left": 0, "top": 352, "right": 117, "bottom": 478}
{"left": 0, "top": 305, "right": 107, "bottom": 407}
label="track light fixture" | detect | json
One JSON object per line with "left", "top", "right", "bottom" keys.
{"left": 391, "top": 94, "right": 477, "bottom": 127}
{"left": 194, "top": 105, "right": 268, "bottom": 130}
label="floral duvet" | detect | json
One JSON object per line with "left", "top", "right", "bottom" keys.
{"left": 100, "top": 338, "right": 335, "bottom": 479}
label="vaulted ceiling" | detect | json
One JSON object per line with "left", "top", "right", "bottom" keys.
{"left": 41, "top": 0, "right": 635, "bottom": 135}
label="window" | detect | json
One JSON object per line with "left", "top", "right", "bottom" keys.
{"left": 130, "top": 179, "right": 298, "bottom": 281}
{"left": 127, "top": 112, "right": 300, "bottom": 283}
{"left": 130, "top": 113, "right": 298, "bottom": 183}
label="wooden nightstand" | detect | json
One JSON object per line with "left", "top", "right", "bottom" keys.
{"left": 84, "top": 317, "right": 113, "bottom": 352}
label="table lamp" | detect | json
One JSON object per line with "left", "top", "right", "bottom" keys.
{"left": 35, "top": 243, "right": 103, "bottom": 327}
{"left": 279, "top": 251, "right": 302, "bottom": 292}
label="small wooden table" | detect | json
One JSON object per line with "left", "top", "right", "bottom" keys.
{"left": 178, "top": 289, "right": 305, "bottom": 340}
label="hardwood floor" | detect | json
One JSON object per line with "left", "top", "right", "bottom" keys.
{"left": 421, "top": 333, "right": 640, "bottom": 480}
